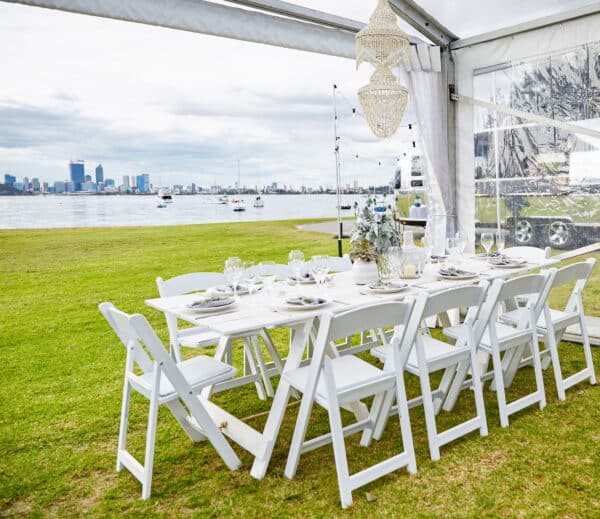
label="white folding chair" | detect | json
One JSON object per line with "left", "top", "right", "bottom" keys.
{"left": 157, "top": 272, "right": 285, "bottom": 400}
{"left": 282, "top": 301, "right": 417, "bottom": 508}
{"left": 156, "top": 272, "right": 225, "bottom": 362}
{"left": 503, "top": 246, "right": 551, "bottom": 263}
{"left": 372, "top": 286, "right": 489, "bottom": 461}
{"left": 99, "top": 303, "right": 241, "bottom": 499}
{"left": 500, "top": 259, "right": 597, "bottom": 400}
{"left": 460, "top": 272, "right": 554, "bottom": 427}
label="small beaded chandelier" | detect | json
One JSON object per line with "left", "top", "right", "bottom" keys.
{"left": 356, "top": 0, "right": 410, "bottom": 69}
{"left": 358, "top": 64, "right": 409, "bottom": 139}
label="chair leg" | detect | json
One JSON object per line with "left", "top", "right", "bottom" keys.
{"left": 469, "top": 347, "right": 488, "bottom": 437}
{"left": 546, "top": 329, "right": 566, "bottom": 401}
{"left": 418, "top": 370, "right": 441, "bottom": 461}
{"left": 434, "top": 366, "right": 456, "bottom": 414}
{"left": 371, "top": 389, "right": 396, "bottom": 442}
{"left": 580, "top": 316, "right": 597, "bottom": 385}
{"left": 170, "top": 341, "right": 183, "bottom": 364}
{"left": 243, "top": 339, "right": 267, "bottom": 401}
{"left": 360, "top": 391, "right": 386, "bottom": 447}
{"left": 284, "top": 390, "right": 317, "bottom": 480}
{"left": 117, "top": 379, "right": 132, "bottom": 472}
{"left": 529, "top": 334, "right": 547, "bottom": 410}
{"left": 141, "top": 385, "right": 160, "bottom": 500}
{"left": 326, "top": 394, "right": 353, "bottom": 509}
{"left": 251, "top": 335, "right": 274, "bottom": 397}
{"left": 442, "top": 360, "right": 470, "bottom": 412}
{"left": 395, "top": 373, "right": 417, "bottom": 474}
{"left": 165, "top": 400, "right": 206, "bottom": 442}
{"left": 491, "top": 347, "right": 510, "bottom": 428}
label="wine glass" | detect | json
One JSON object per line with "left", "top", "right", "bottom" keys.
{"left": 455, "top": 231, "right": 467, "bottom": 256}
{"left": 259, "top": 260, "right": 277, "bottom": 296}
{"left": 496, "top": 230, "right": 506, "bottom": 255}
{"left": 481, "top": 232, "right": 494, "bottom": 259}
{"left": 288, "top": 250, "right": 305, "bottom": 293}
{"left": 310, "top": 255, "right": 329, "bottom": 291}
{"left": 242, "top": 261, "right": 258, "bottom": 296}
{"left": 446, "top": 237, "right": 460, "bottom": 266}
{"left": 224, "top": 256, "right": 243, "bottom": 300}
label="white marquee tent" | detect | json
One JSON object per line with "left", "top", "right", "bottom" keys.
{"left": 7, "top": 0, "right": 600, "bottom": 252}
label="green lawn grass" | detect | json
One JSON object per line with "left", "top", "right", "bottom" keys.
{"left": 1, "top": 220, "right": 599, "bottom": 517}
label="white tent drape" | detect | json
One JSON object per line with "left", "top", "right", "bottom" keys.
{"left": 399, "top": 58, "right": 453, "bottom": 256}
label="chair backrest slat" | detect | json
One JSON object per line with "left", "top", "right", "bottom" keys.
{"left": 503, "top": 246, "right": 550, "bottom": 263}
{"left": 156, "top": 272, "right": 226, "bottom": 298}
{"left": 551, "top": 259, "right": 595, "bottom": 288}
{"left": 422, "top": 285, "right": 487, "bottom": 320}
{"left": 326, "top": 301, "right": 414, "bottom": 343}
{"left": 99, "top": 302, "right": 154, "bottom": 374}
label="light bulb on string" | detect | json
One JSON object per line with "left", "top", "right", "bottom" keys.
{"left": 352, "top": 108, "right": 357, "bottom": 119}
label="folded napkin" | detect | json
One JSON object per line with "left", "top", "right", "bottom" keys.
{"left": 368, "top": 281, "right": 407, "bottom": 290}
{"left": 438, "top": 267, "right": 476, "bottom": 277}
{"left": 488, "top": 256, "right": 526, "bottom": 266}
{"left": 187, "top": 294, "right": 233, "bottom": 309}
{"left": 289, "top": 273, "right": 315, "bottom": 282}
{"left": 286, "top": 296, "right": 326, "bottom": 306}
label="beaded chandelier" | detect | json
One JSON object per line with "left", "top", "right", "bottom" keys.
{"left": 358, "top": 65, "right": 409, "bottom": 139}
{"left": 356, "top": 0, "right": 410, "bottom": 69}
{"left": 356, "top": 0, "right": 410, "bottom": 139}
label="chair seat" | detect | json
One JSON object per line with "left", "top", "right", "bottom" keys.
{"left": 373, "top": 334, "right": 470, "bottom": 373}
{"left": 178, "top": 327, "right": 222, "bottom": 347}
{"left": 499, "top": 308, "right": 579, "bottom": 331}
{"left": 134, "top": 355, "right": 237, "bottom": 397}
{"left": 283, "top": 355, "right": 391, "bottom": 403}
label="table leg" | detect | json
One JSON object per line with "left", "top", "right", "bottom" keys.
{"left": 250, "top": 319, "right": 314, "bottom": 479}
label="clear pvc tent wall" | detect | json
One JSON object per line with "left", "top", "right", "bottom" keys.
{"left": 452, "top": 7, "right": 600, "bottom": 253}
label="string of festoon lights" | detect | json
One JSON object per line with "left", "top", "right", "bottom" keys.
{"left": 334, "top": 84, "right": 417, "bottom": 170}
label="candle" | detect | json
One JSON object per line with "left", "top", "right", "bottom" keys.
{"left": 403, "top": 263, "right": 417, "bottom": 278}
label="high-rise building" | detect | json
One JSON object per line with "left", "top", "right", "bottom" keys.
{"left": 136, "top": 173, "right": 150, "bottom": 193}
{"left": 105, "top": 178, "right": 115, "bottom": 187}
{"left": 95, "top": 164, "right": 104, "bottom": 184}
{"left": 54, "top": 181, "right": 67, "bottom": 193}
{"left": 31, "top": 178, "right": 40, "bottom": 192}
{"left": 122, "top": 176, "right": 130, "bottom": 189}
{"left": 69, "top": 161, "right": 85, "bottom": 191}
{"left": 23, "top": 177, "right": 29, "bottom": 190}
{"left": 4, "top": 174, "right": 16, "bottom": 186}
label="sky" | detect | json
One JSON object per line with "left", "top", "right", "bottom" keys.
{"left": 0, "top": 2, "right": 417, "bottom": 189}
{"left": 0, "top": 0, "right": 591, "bottom": 189}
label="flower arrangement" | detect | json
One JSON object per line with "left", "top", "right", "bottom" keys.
{"left": 349, "top": 198, "right": 401, "bottom": 262}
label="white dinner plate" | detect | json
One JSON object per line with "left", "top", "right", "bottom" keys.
{"left": 280, "top": 297, "right": 330, "bottom": 311}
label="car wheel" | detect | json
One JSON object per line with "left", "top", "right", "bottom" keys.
{"left": 547, "top": 221, "right": 573, "bottom": 249}
{"left": 515, "top": 219, "right": 533, "bottom": 245}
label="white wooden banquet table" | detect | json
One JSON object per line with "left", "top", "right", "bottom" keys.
{"left": 144, "top": 255, "right": 558, "bottom": 479}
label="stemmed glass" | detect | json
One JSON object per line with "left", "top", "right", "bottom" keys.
{"left": 310, "top": 255, "right": 329, "bottom": 292}
{"left": 496, "top": 230, "right": 506, "bottom": 255}
{"left": 259, "top": 260, "right": 277, "bottom": 297}
{"left": 481, "top": 232, "right": 494, "bottom": 259}
{"left": 288, "top": 250, "right": 305, "bottom": 293}
{"left": 224, "top": 256, "right": 243, "bottom": 300}
{"left": 242, "top": 261, "right": 258, "bottom": 296}
{"left": 446, "top": 237, "right": 460, "bottom": 266}
{"left": 455, "top": 231, "right": 467, "bottom": 256}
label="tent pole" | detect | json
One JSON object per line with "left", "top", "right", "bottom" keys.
{"left": 333, "top": 84, "right": 343, "bottom": 258}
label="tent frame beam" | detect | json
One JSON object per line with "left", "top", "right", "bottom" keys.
{"left": 388, "top": 0, "right": 457, "bottom": 47}
{"left": 225, "top": 0, "right": 427, "bottom": 45}
{"left": 451, "top": 4, "right": 600, "bottom": 50}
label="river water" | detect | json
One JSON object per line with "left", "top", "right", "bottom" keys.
{"left": 0, "top": 194, "right": 378, "bottom": 229}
